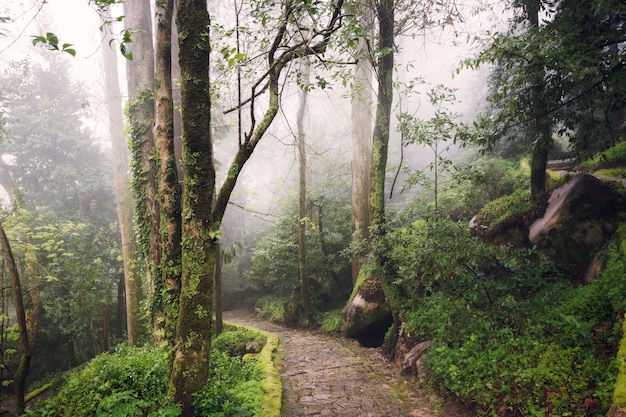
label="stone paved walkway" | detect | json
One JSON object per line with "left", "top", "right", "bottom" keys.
{"left": 223, "top": 310, "right": 457, "bottom": 417}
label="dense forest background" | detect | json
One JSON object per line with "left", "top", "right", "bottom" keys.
{"left": 0, "top": 0, "right": 625, "bottom": 416}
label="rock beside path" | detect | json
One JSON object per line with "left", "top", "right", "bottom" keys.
{"left": 223, "top": 310, "right": 469, "bottom": 417}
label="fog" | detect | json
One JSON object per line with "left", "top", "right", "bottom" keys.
{"left": 0, "top": 0, "right": 508, "bottom": 223}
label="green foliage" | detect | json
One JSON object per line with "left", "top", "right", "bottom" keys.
{"left": 473, "top": 189, "right": 532, "bottom": 234}
{"left": 211, "top": 328, "right": 267, "bottom": 356}
{"left": 246, "top": 193, "right": 352, "bottom": 308}
{"left": 386, "top": 212, "right": 624, "bottom": 416}
{"left": 25, "top": 345, "right": 180, "bottom": 417}
{"left": 255, "top": 295, "right": 287, "bottom": 322}
{"left": 580, "top": 142, "right": 626, "bottom": 172}
{"left": 26, "top": 326, "right": 271, "bottom": 417}
{"left": 427, "top": 332, "right": 611, "bottom": 416}
{"left": 31, "top": 33, "right": 76, "bottom": 56}
{"left": 466, "top": 0, "right": 626, "bottom": 159}
{"left": 194, "top": 351, "right": 263, "bottom": 417}
{"left": 1, "top": 208, "right": 123, "bottom": 380}
{"left": 397, "top": 85, "right": 471, "bottom": 210}
{"left": 317, "top": 308, "right": 343, "bottom": 333}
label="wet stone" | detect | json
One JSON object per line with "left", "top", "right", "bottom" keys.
{"left": 224, "top": 310, "right": 445, "bottom": 417}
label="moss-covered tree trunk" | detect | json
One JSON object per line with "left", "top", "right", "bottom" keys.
{"left": 168, "top": 0, "right": 214, "bottom": 415}
{"left": 368, "top": 0, "right": 400, "bottom": 321}
{"left": 526, "top": 0, "right": 552, "bottom": 200}
{"left": 350, "top": 1, "right": 374, "bottom": 286}
{"left": 371, "top": 0, "right": 394, "bottom": 242}
{"left": 124, "top": 0, "right": 156, "bottom": 346}
{"left": 154, "top": 0, "right": 182, "bottom": 344}
{"left": 0, "top": 222, "right": 29, "bottom": 416}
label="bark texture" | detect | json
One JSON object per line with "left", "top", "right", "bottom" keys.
{"left": 350, "top": 1, "right": 374, "bottom": 286}
{"left": 0, "top": 222, "right": 30, "bottom": 416}
{"left": 124, "top": 0, "right": 156, "bottom": 346}
{"left": 101, "top": 11, "right": 138, "bottom": 347}
{"left": 169, "top": 1, "right": 214, "bottom": 414}
{"left": 155, "top": 0, "right": 182, "bottom": 344}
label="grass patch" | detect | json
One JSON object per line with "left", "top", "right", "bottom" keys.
{"left": 318, "top": 308, "right": 344, "bottom": 333}
{"left": 580, "top": 142, "right": 626, "bottom": 171}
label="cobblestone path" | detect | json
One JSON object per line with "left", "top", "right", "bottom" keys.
{"left": 223, "top": 310, "right": 452, "bottom": 417}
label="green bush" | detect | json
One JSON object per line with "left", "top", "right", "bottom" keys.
{"left": 25, "top": 345, "right": 179, "bottom": 417}
{"left": 255, "top": 295, "right": 287, "bottom": 322}
{"left": 211, "top": 328, "right": 267, "bottom": 356}
{"left": 318, "top": 308, "right": 343, "bottom": 333}
{"left": 580, "top": 141, "right": 626, "bottom": 171}
{"left": 426, "top": 331, "right": 612, "bottom": 416}
{"left": 385, "top": 213, "right": 622, "bottom": 416}
{"left": 194, "top": 348, "right": 264, "bottom": 417}
{"left": 26, "top": 326, "right": 271, "bottom": 417}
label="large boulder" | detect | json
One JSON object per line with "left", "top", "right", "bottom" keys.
{"left": 341, "top": 275, "right": 393, "bottom": 347}
{"left": 528, "top": 174, "right": 626, "bottom": 281}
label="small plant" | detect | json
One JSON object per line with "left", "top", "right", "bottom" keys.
{"left": 318, "top": 308, "right": 343, "bottom": 333}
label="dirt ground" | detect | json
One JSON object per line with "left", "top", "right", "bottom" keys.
{"left": 224, "top": 310, "right": 474, "bottom": 417}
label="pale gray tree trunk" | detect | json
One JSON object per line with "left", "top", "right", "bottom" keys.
{"left": 350, "top": 1, "right": 375, "bottom": 286}
{"left": 297, "top": 59, "right": 313, "bottom": 323}
{"left": 101, "top": 12, "right": 140, "bottom": 347}
{"left": 124, "top": 0, "right": 156, "bottom": 345}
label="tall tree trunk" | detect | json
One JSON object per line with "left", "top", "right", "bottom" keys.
{"left": 371, "top": 0, "right": 394, "bottom": 238}
{"left": 169, "top": 0, "right": 214, "bottom": 414}
{"left": 101, "top": 11, "right": 139, "bottom": 347}
{"left": 297, "top": 59, "right": 313, "bottom": 323}
{"left": 369, "top": 0, "right": 400, "bottom": 323}
{"left": 0, "top": 222, "right": 29, "bottom": 416}
{"left": 350, "top": 1, "right": 374, "bottom": 286}
{"left": 154, "top": 0, "right": 182, "bottom": 345}
{"left": 526, "top": 0, "right": 552, "bottom": 200}
{"left": 124, "top": 0, "right": 157, "bottom": 345}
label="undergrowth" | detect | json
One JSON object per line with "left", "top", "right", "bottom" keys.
{"left": 386, "top": 216, "right": 625, "bottom": 416}
{"left": 24, "top": 328, "right": 267, "bottom": 417}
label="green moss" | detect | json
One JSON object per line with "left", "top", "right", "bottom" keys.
{"left": 581, "top": 142, "right": 626, "bottom": 171}
{"left": 222, "top": 321, "right": 282, "bottom": 417}
{"left": 474, "top": 189, "right": 532, "bottom": 234}
{"left": 596, "top": 167, "right": 626, "bottom": 179}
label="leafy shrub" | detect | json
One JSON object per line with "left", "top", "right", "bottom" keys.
{"left": 580, "top": 141, "right": 626, "bottom": 171}
{"left": 25, "top": 345, "right": 180, "bottom": 417}
{"left": 194, "top": 342, "right": 264, "bottom": 417}
{"left": 318, "top": 308, "right": 343, "bottom": 333}
{"left": 26, "top": 326, "right": 271, "bottom": 417}
{"left": 386, "top": 213, "right": 622, "bottom": 416}
{"left": 426, "top": 331, "right": 612, "bottom": 416}
{"left": 211, "top": 328, "right": 267, "bottom": 356}
{"left": 255, "top": 295, "right": 288, "bottom": 322}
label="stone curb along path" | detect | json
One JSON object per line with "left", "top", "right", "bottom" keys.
{"left": 224, "top": 311, "right": 447, "bottom": 417}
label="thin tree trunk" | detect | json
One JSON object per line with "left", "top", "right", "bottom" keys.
{"left": 0, "top": 222, "right": 29, "bottom": 416}
{"left": 124, "top": 0, "right": 157, "bottom": 346}
{"left": 371, "top": 0, "right": 394, "bottom": 237}
{"left": 154, "top": 0, "right": 182, "bottom": 345}
{"left": 169, "top": 1, "right": 214, "bottom": 414}
{"left": 526, "top": 0, "right": 552, "bottom": 199}
{"left": 101, "top": 12, "right": 139, "bottom": 347}
{"left": 297, "top": 59, "right": 313, "bottom": 323}
{"left": 350, "top": 2, "right": 374, "bottom": 286}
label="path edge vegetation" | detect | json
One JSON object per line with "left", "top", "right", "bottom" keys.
{"left": 610, "top": 224, "right": 626, "bottom": 413}
{"left": 224, "top": 320, "right": 283, "bottom": 417}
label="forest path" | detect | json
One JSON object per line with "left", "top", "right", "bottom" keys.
{"left": 223, "top": 310, "right": 464, "bottom": 417}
